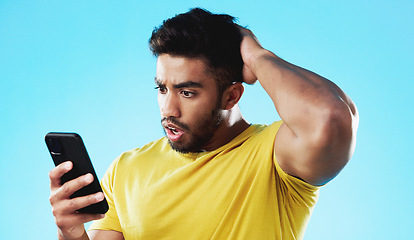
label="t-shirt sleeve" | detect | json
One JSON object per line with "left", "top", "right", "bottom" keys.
{"left": 274, "top": 158, "right": 320, "bottom": 207}
{"left": 88, "top": 157, "right": 123, "bottom": 233}
{"left": 262, "top": 121, "right": 320, "bottom": 207}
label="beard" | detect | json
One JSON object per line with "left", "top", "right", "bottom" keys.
{"left": 161, "top": 103, "right": 223, "bottom": 154}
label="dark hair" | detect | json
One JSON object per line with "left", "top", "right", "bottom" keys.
{"left": 149, "top": 8, "right": 243, "bottom": 94}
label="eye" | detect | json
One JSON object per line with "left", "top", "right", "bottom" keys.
{"left": 181, "top": 90, "right": 195, "bottom": 98}
{"left": 155, "top": 86, "right": 167, "bottom": 94}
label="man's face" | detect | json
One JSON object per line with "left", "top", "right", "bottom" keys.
{"left": 155, "top": 54, "right": 223, "bottom": 153}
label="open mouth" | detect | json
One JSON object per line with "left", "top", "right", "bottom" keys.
{"left": 164, "top": 124, "right": 185, "bottom": 142}
{"left": 167, "top": 126, "right": 179, "bottom": 134}
{"left": 161, "top": 117, "right": 189, "bottom": 142}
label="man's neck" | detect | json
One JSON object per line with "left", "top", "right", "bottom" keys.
{"left": 202, "top": 106, "right": 250, "bottom": 151}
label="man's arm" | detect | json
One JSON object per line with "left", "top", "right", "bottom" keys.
{"left": 240, "top": 28, "right": 359, "bottom": 186}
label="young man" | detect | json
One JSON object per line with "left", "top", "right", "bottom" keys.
{"left": 49, "top": 8, "right": 358, "bottom": 240}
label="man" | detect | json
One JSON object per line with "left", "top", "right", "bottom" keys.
{"left": 49, "top": 8, "right": 358, "bottom": 240}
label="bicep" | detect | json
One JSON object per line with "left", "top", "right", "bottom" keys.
{"left": 88, "top": 230, "right": 124, "bottom": 240}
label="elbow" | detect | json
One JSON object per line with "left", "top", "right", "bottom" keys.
{"left": 312, "top": 100, "right": 359, "bottom": 169}
{"left": 315, "top": 99, "right": 358, "bottom": 148}
{"left": 298, "top": 99, "right": 359, "bottom": 186}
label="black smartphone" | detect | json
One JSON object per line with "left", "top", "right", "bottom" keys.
{"left": 45, "top": 132, "right": 109, "bottom": 214}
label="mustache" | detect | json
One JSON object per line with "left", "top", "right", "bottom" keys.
{"left": 161, "top": 117, "right": 190, "bottom": 131}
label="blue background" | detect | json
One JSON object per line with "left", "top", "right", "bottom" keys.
{"left": 1, "top": 0, "right": 413, "bottom": 239}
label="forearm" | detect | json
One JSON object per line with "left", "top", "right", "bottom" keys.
{"left": 252, "top": 50, "right": 356, "bottom": 137}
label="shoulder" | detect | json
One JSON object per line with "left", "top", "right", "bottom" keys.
{"left": 224, "top": 121, "right": 282, "bottom": 158}
{"left": 222, "top": 121, "right": 282, "bottom": 154}
{"left": 244, "top": 121, "right": 283, "bottom": 143}
{"left": 109, "top": 137, "right": 171, "bottom": 170}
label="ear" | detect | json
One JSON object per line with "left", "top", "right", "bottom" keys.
{"left": 221, "top": 82, "right": 244, "bottom": 110}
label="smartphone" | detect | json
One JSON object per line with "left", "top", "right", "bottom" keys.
{"left": 45, "top": 132, "right": 109, "bottom": 214}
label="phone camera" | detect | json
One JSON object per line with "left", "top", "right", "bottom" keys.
{"left": 48, "top": 138, "right": 63, "bottom": 156}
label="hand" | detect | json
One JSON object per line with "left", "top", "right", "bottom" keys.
{"left": 238, "top": 26, "right": 266, "bottom": 84}
{"left": 49, "top": 161, "right": 105, "bottom": 240}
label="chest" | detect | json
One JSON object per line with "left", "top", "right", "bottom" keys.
{"left": 113, "top": 151, "right": 277, "bottom": 239}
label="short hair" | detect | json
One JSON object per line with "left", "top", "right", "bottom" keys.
{"left": 149, "top": 8, "right": 243, "bottom": 94}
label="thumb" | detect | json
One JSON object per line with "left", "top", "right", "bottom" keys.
{"left": 242, "top": 63, "right": 257, "bottom": 85}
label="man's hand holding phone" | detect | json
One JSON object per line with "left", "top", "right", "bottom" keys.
{"left": 45, "top": 132, "right": 109, "bottom": 239}
{"left": 49, "top": 161, "right": 105, "bottom": 240}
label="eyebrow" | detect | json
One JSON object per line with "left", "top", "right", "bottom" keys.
{"left": 155, "top": 77, "right": 204, "bottom": 89}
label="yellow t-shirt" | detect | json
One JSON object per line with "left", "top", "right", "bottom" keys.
{"left": 89, "top": 121, "right": 319, "bottom": 239}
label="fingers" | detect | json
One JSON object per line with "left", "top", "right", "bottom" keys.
{"left": 238, "top": 25, "right": 252, "bottom": 36}
{"left": 49, "top": 161, "right": 72, "bottom": 189}
{"left": 237, "top": 25, "right": 262, "bottom": 46}
{"left": 48, "top": 161, "right": 106, "bottom": 239}
{"left": 52, "top": 192, "right": 105, "bottom": 215}
{"left": 55, "top": 173, "right": 95, "bottom": 200}
{"left": 237, "top": 26, "right": 268, "bottom": 85}
{"left": 50, "top": 185, "right": 106, "bottom": 237}
{"left": 49, "top": 161, "right": 101, "bottom": 211}
{"left": 52, "top": 192, "right": 105, "bottom": 232}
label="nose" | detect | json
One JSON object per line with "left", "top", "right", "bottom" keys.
{"left": 159, "top": 92, "right": 181, "bottom": 118}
